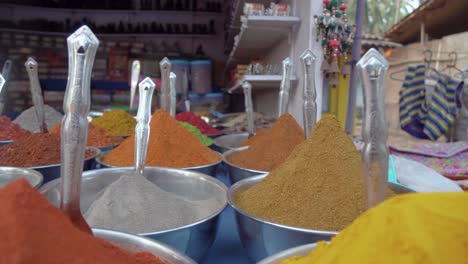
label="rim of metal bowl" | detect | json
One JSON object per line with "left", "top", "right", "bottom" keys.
{"left": 0, "top": 166, "right": 44, "bottom": 188}
{"left": 28, "top": 146, "right": 101, "bottom": 169}
{"left": 93, "top": 228, "right": 197, "bottom": 264}
{"left": 95, "top": 151, "right": 223, "bottom": 170}
{"left": 228, "top": 174, "right": 339, "bottom": 237}
{"left": 222, "top": 147, "right": 269, "bottom": 174}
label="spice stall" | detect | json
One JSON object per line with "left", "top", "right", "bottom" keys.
{"left": 0, "top": 1, "right": 467, "bottom": 264}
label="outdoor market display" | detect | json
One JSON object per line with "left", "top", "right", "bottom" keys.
{"left": 280, "top": 192, "right": 468, "bottom": 263}
{"left": 91, "top": 109, "right": 137, "bottom": 136}
{"left": 102, "top": 109, "right": 220, "bottom": 168}
{"left": 229, "top": 113, "right": 304, "bottom": 171}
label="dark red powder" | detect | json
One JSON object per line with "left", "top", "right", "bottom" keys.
{"left": 0, "top": 116, "right": 31, "bottom": 141}
{"left": 0, "top": 133, "right": 95, "bottom": 167}
{"left": 176, "top": 112, "right": 221, "bottom": 135}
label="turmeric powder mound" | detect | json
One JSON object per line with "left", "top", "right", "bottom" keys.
{"left": 91, "top": 110, "right": 136, "bottom": 136}
{"left": 281, "top": 192, "right": 468, "bottom": 264}
{"left": 235, "top": 115, "right": 392, "bottom": 231}
{"left": 103, "top": 110, "right": 220, "bottom": 168}
{"left": 230, "top": 114, "right": 304, "bottom": 171}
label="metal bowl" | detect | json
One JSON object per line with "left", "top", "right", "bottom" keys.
{"left": 40, "top": 166, "right": 228, "bottom": 262}
{"left": 0, "top": 140, "right": 13, "bottom": 146}
{"left": 257, "top": 243, "right": 317, "bottom": 264}
{"left": 94, "top": 228, "right": 196, "bottom": 264}
{"left": 95, "top": 151, "right": 223, "bottom": 177}
{"left": 212, "top": 132, "right": 249, "bottom": 153}
{"left": 223, "top": 147, "right": 267, "bottom": 184}
{"left": 228, "top": 174, "right": 337, "bottom": 262}
{"left": 0, "top": 166, "right": 43, "bottom": 188}
{"left": 31, "top": 146, "right": 101, "bottom": 184}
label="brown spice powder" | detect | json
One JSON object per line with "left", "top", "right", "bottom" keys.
{"left": 230, "top": 113, "right": 304, "bottom": 171}
{"left": 239, "top": 128, "right": 267, "bottom": 147}
{"left": 0, "top": 133, "right": 94, "bottom": 167}
{"left": 234, "top": 115, "right": 393, "bottom": 231}
{"left": 103, "top": 110, "right": 220, "bottom": 168}
{"left": 49, "top": 122, "right": 124, "bottom": 147}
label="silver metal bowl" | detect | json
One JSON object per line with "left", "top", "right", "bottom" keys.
{"left": 228, "top": 174, "right": 337, "bottom": 262}
{"left": 258, "top": 243, "right": 317, "bottom": 264}
{"left": 0, "top": 140, "right": 13, "bottom": 146}
{"left": 212, "top": 132, "right": 249, "bottom": 153}
{"left": 40, "top": 166, "right": 228, "bottom": 262}
{"left": 0, "top": 166, "right": 43, "bottom": 188}
{"left": 95, "top": 151, "right": 223, "bottom": 177}
{"left": 223, "top": 147, "right": 267, "bottom": 184}
{"left": 94, "top": 228, "right": 196, "bottom": 264}
{"left": 31, "top": 146, "right": 101, "bottom": 184}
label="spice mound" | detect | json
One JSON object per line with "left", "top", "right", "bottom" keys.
{"left": 180, "top": 122, "right": 213, "bottom": 146}
{"left": 91, "top": 109, "right": 136, "bottom": 136}
{"left": 49, "top": 122, "right": 124, "bottom": 148}
{"left": 230, "top": 113, "right": 304, "bottom": 171}
{"left": 0, "top": 133, "right": 95, "bottom": 167}
{"left": 0, "top": 179, "right": 167, "bottom": 264}
{"left": 280, "top": 192, "right": 468, "bottom": 264}
{"left": 235, "top": 115, "right": 392, "bottom": 231}
{"left": 0, "top": 116, "right": 31, "bottom": 141}
{"left": 13, "top": 105, "right": 63, "bottom": 132}
{"left": 176, "top": 112, "right": 222, "bottom": 135}
{"left": 103, "top": 110, "right": 220, "bottom": 168}
{"left": 240, "top": 128, "right": 266, "bottom": 147}
{"left": 86, "top": 174, "right": 220, "bottom": 234}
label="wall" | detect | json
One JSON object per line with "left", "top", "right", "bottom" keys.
{"left": 253, "top": 0, "right": 323, "bottom": 126}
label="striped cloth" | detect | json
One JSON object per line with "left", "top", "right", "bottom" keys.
{"left": 423, "top": 74, "right": 464, "bottom": 140}
{"left": 399, "top": 65, "right": 429, "bottom": 139}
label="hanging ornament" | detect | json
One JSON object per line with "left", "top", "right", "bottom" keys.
{"left": 314, "top": 0, "right": 354, "bottom": 85}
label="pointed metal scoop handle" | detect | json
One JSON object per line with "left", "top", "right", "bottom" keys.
{"left": 278, "top": 57, "right": 292, "bottom": 117}
{"left": 25, "top": 58, "right": 47, "bottom": 133}
{"left": 130, "top": 60, "right": 141, "bottom": 112}
{"left": 0, "top": 60, "right": 12, "bottom": 115}
{"left": 134, "top": 77, "right": 155, "bottom": 177}
{"left": 242, "top": 81, "right": 255, "bottom": 136}
{"left": 169, "top": 72, "right": 177, "bottom": 117}
{"left": 182, "top": 68, "right": 191, "bottom": 112}
{"left": 159, "top": 57, "right": 171, "bottom": 113}
{"left": 60, "top": 26, "right": 99, "bottom": 233}
{"left": 300, "top": 49, "right": 317, "bottom": 139}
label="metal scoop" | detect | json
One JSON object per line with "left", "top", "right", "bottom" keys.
{"left": 129, "top": 60, "right": 141, "bottom": 113}
{"left": 134, "top": 77, "right": 156, "bottom": 177}
{"left": 25, "top": 57, "right": 47, "bottom": 133}
{"left": 159, "top": 57, "right": 171, "bottom": 113}
{"left": 169, "top": 72, "right": 176, "bottom": 117}
{"left": 60, "top": 25, "right": 99, "bottom": 233}
{"left": 182, "top": 68, "right": 191, "bottom": 112}
{"left": 242, "top": 81, "right": 255, "bottom": 136}
{"left": 300, "top": 49, "right": 317, "bottom": 139}
{"left": 0, "top": 60, "right": 12, "bottom": 115}
{"left": 278, "top": 57, "right": 292, "bottom": 117}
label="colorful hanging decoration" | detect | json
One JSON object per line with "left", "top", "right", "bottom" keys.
{"left": 314, "top": 0, "right": 354, "bottom": 86}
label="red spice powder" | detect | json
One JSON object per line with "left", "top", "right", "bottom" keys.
{"left": 0, "top": 133, "right": 95, "bottom": 167}
{"left": 0, "top": 116, "right": 31, "bottom": 141}
{"left": 104, "top": 110, "right": 220, "bottom": 168}
{"left": 0, "top": 179, "right": 167, "bottom": 264}
{"left": 49, "top": 122, "right": 124, "bottom": 147}
{"left": 176, "top": 112, "right": 222, "bottom": 135}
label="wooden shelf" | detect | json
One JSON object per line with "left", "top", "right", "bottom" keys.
{"left": 227, "top": 74, "right": 297, "bottom": 93}
{"left": 226, "top": 16, "right": 300, "bottom": 70}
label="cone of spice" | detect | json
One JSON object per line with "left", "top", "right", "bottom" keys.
{"left": 103, "top": 109, "right": 220, "bottom": 168}
{"left": 0, "top": 179, "right": 166, "bottom": 264}
{"left": 180, "top": 122, "right": 213, "bottom": 146}
{"left": 0, "top": 133, "right": 94, "bottom": 167}
{"left": 0, "top": 116, "right": 31, "bottom": 141}
{"left": 176, "top": 112, "right": 222, "bottom": 135}
{"left": 91, "top": 109, "right": 136, "bottom": 136}
{"left": 49, "top": 122, "right": 124, "bottom": 148}
{"left": 229, "top": 113, "right": 304, "bottom": 171}
{"left": 235, "top": 115, "right": 394, "bottom": 231}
